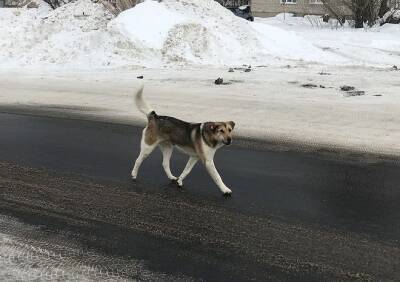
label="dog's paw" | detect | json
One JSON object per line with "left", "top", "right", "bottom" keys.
{"left": 169, "top": 176, "right": 178, "bottom": 181}
{"left": 222, "top": 187, "right": 232, "bottom": 198}
{"left": 176, "top": 178, "right": 183, "bottom": 187}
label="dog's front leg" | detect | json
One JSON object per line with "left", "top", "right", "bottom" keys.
{"left": 204, "top": 160, "right": 232, "bottom": 196}
{"left": 177, "top": 156, "right": 198, "bottom": 186}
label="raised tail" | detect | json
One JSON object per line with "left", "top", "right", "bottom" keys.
{"left": 134, "top": 85, "right": 154, "bottom": 116}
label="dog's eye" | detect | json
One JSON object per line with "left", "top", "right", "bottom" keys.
{"left": 219, "top": 129, "right": 224, "bottom": 133}
{"left": 228, "top": 129, "right": 232, "bottom": 132}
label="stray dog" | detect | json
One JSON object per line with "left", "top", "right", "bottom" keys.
{"left": 131, "top": 85, "right": 235, "bottom": 196}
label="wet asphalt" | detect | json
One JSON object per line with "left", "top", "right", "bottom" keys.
{"left": 1, "top": 112, "right": 400, "bottom": 281}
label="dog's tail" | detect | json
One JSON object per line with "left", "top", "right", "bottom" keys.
{"left": 134, "top": 85, "right": 154, "bottom": 117}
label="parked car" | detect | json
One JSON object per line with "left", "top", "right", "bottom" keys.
{"left": 228, "top": 4, "right": 254, "bottom": 21}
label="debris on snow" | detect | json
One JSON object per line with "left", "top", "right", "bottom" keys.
{"left": 214, "top": 77, "right": 224, "bottom": 85}
{"left": 345, "top": 90, "right": 365, "bottom": 97}
{"left": 318, "top": 71, "right": 331, "bottom": 75}
{"left": 340, "top": 85, "right": 355, "bottom": 92}
{"left": 302, "top": 83, "right": 318, "bottom": 89}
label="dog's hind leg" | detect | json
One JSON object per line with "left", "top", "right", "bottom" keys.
{"left": 159, "top": 142, "right": 177, "bottom": 181}
{"left": 177, "top": 156, "right": 198, "bottom": 186}
{"left": 131, "top": 129, "right": 158, "bottom": 180}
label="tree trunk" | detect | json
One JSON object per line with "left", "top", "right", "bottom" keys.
{"left": 43, "top": 0, "right": 60, "bottom": 9}
{"left": 378, "top": 0, "right": 389, "bottom": 17}
{"left": 352, "top": 0, "right": 379, "bottom": 28}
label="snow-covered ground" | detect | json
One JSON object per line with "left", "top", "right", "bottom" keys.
{"left": 0, "top": 215, "right": 185, "bottom": 281}
{"left": 258, "top": 13, "right": 400, "bottom": 67}
{"left": 1, "top": 0, "right": 400, "bottom": 68}
{"left": 1, "top": 66, "right": 399, "bottom": 157}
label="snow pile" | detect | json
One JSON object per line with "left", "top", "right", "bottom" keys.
{"left": 0, "top": 0, "right": 150, "bottom": 69}
{"left": 110, "top": 0, "right": 343, "bottom": 66}
{"left": 111, "top": 1, "right": 186, "bottom": 50}
{"left": 0, "top": 0, "right": 344, "bottom": 69}
{"left": 1, "top": 0, "right": 400, "bottom": 69}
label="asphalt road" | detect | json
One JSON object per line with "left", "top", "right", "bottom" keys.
{"left": 1, "top": 112, "right": 400, "bottom": 281}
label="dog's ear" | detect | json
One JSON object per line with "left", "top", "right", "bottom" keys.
{"left": 204, "top": 122, "right": 216, "bottom": 132}
{"left": 228, "top": 121, "right": 235, "bottom": 129}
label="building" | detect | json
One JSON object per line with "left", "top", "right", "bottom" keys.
{"left": 0, "top": 0, "right": 27, "bottom": 7}
{"left": 252, "top": 0, "right": 400, "bottom": 18}
{"left": 252, "top": 0, "right": 351, "bottom": 17}
{"left": 390, "top": 0, "right": 400, "bottom": 8}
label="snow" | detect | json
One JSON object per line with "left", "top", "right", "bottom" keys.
{"left": 1, "top": 66, "right": 400, "bottom": 157}
{"left": 0, "top": 0, "right": 150, "bottom": 69}
{"left": 111, "top": 1, "right": 186, "bottom": 49}
{"left": 257, "top": 13, "right": 400, "bottom": 67}
{"left": 0, "top": 215, "right": 187, "bottom": 281}
{"left": 109, "top": 0, "right": 343, "bottom": 66}
{"left": 1, "top": 0, "right": 400, "bottom": 69}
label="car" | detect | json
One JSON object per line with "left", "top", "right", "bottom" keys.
{"left": 228, "top": 5, "right": 254, "bottom": 21}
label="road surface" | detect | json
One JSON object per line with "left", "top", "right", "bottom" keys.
{"left": 0, "top": 111, "right": 399, "bottom": 281}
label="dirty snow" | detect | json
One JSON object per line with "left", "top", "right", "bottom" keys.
{"left": 1, "top": 67, "right": 400, "bottom": 156}
{"left": 0, "top": 215, "right": 189, "bottom": 281}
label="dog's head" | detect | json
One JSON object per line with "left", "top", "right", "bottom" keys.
{"left": 204, "top": 121, "right": 235, "bottom": 146}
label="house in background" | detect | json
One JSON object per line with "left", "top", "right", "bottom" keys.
{"left": 390, "top": 0, "right": 400, "bottom": 7}
{"left": 0, "top": 0, "right": 26, "bottom": 7}
{"left": 251, "top": 0, "right": 400, "bottom": 18}
{"left": 251, "top": 0, "right": 352, "bottom": 17}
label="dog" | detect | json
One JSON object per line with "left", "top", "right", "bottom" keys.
{"left": 131, "top": 85, "right": 235, "bottom": 196}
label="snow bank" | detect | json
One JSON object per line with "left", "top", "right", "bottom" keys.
{"left": 0, "top": 0, "right": 344, "bottom": 68}
{"left": 1, "top": 0, "right": 400, "bottom": 69}
{"left": 0, "top": 0, "right": 150, "bottom": 69}
{"left": 112, "top": 1, "right": 186, "bottom": 49}
{"left": 110, "top": 0, "right": 343, "bottom": 66}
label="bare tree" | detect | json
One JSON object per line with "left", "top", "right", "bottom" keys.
{"left": 43, "top": 0, "right": 60, "bottom": 9}
{"left": 115, "top": 0, "right": 137, "bottom": 12}
{"left": 378, "top": 0, "right": 389, "bottom": 17}
{"left": 321, "top": 0, "right": 386, "bottom": 28}
{"left": 43, "top": 0, "right": 76, "bottom": 9}
{"left": 100, "top": 0, "right": 142, "bottom": 14}
{"left": 320, "top": 0, "right": 347, "bottom": 25}
{"left": 344, "top": 0, "right": 381, "bottom": 27}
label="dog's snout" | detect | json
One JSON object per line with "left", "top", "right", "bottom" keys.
{"left": 226, "top": 137, "right": 232, "bottom": 145}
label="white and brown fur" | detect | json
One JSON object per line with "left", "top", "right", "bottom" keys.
{"left": 131, "top": 85, "right": 235, "bottom": 196}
